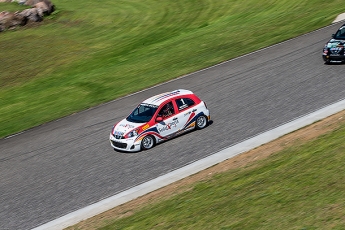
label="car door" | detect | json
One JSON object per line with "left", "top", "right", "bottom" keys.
{"left": 155, "top": 101, "right": 180, "bottom": 138}
{"left": 174, "top": 97, "right": 197, "bottom": 131}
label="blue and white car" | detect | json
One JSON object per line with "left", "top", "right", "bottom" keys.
{"left": 323, "top": 23, "right": 345, "bottom": 64}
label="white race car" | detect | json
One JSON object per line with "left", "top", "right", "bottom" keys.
{"left": 109, "top": 89, "right": 210, "bottom": 152}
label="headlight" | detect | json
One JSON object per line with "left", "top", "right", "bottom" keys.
{"left": 127, "top": 129, "right": 139, "bottom": 138}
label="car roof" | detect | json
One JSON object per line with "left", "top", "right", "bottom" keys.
{"left": 142, "top": 89, "right": 194, "bottom": 106}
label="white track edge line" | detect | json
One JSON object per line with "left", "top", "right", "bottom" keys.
{"left": 32, "top": 99, "right": 345, "bottom": 230}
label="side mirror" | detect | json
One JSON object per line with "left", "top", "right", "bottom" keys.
{"left": 332, "top": 34, "right": 335, "bottom": 38}
{"left": 156, "top": 116, "right": 163, "bottom": 122}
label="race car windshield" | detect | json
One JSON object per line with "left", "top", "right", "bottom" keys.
{"left": 126, "top": 103, "right": 158, "bottom": 123}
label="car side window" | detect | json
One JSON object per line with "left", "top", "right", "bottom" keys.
{"left": 157, "top": 102, "right": 175, "bottom": 118}
{"left": 175, "top": 98, "right": 195, "bottom": 111}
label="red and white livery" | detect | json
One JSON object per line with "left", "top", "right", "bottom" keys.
{"left": 109, "top": 89, "right": 210, "bottom": 152}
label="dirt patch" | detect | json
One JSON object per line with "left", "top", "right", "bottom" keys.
{"left": 67, "top": 110, "right": 345, "bottom": 230}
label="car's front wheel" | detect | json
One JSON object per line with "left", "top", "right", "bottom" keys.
{"left": 141, "top": 135, "right": 155, "bottom": 150}
{"left": 195, "top": 115, "right": 208, "bottom": 130}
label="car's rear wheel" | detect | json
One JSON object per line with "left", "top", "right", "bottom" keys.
{"left": 195, "top": 115, "right": 208, "bottom": 130}
{"left": 141, "top": 135, "right": 155, "bottom": 150}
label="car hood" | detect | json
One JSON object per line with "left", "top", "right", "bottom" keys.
{"left": 112, "top": 119, "right": 144, "bottom": 136}
{"left": 326, "top": 39, "right": 345, "bottom": 48}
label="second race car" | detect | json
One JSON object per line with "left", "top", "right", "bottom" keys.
{"left": 322, "top": 23, "right": 345, "bottom": 64}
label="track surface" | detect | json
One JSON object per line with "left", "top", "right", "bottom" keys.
{"left": 1, "top": 22, "right": 345, "bottom": 230}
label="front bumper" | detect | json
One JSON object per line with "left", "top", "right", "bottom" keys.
{"left": 323, "top": 54, "right": 345, "bottom": 62}
{"left": 109, "top": 134, "right": 141, "bottom": 152}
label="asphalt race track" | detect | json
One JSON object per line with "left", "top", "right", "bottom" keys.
{"left": 1, "top": 22, "right": 345, "bottom": 230}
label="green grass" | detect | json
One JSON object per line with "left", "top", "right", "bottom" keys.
{"left": 90, "top": 122, "right": 345, "bottom": 230}
{"left": 1, "top": 0, "right": 345, "bottom": 138}
{"left": 0, "top": 2, "right": 29, "bottom": 12}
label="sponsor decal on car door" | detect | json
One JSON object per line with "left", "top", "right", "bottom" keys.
{"left": 156, "top": 116, "right": 180, "bottom": 138}
{"left": 155, "top": 101, "right": 180, "bottom": 138}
